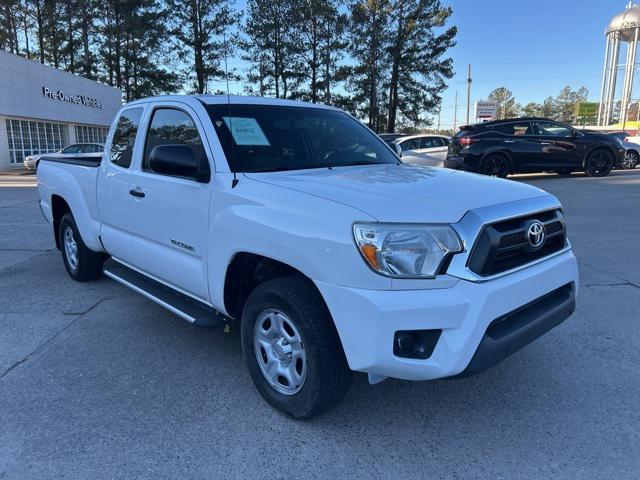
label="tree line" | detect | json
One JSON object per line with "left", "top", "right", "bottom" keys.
{"left": 0, "top": 0, "right": 456, "bottom": 133}
{"left": 484, "top": 85, "right": 590, "bottom": 124}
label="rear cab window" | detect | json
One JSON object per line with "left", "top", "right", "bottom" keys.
{"left": 110, "top": 108, "right": 143, "bottom": 168}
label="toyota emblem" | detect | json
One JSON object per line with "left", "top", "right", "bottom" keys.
{"left": 527, "top": 221, "right": 545, "bottom": 248}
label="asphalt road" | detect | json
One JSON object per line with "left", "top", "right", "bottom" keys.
{"left": 1, "top": 170, "right": 639, "bottom": 479}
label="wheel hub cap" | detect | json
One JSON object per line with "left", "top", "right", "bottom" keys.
{"left": 63, "top": 226, "right": 78, "bottom": 271}
{"left": 253, "top": 309, "right": 307, "bottom": 395}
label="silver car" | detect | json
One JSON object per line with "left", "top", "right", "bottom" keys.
{"left": 24, "top": 143, "right": 104, "bottom": 171}
{"left": 608, "top": 132, "right": 639, "bottom": 169}
{"left": 380, "top": 134, "right": 451, "bottom": 167}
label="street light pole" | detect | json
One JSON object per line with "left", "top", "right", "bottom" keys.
{"left": 453, "top": 90, "right": 458, "bottom": 132}
{"left": 466, "top": 64, "right": 472, "bottom": 125}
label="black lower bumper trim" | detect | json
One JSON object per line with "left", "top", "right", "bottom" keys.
{"left": 454, "top": 282, "right": 575, "bottom": 378}
{"left": 444, "top": 157, "right": 470, "bottom": 170}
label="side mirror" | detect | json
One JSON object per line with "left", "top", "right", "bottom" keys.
{"left": 393, "top": 142, "right": 403, "bottom": 158}
{"left": 148, "top": 144, "right": 210, "bottom": 182}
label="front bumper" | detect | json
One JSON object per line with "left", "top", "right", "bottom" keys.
{"left": 315, "top": 249, "right": 578, "bottom": 381}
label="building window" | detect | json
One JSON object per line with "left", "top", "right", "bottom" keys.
{"left": 75, "top": 125, "right": 108, "bottom": 144}
{"left": 6, "top": 119, "right": 69, "bottom": 165}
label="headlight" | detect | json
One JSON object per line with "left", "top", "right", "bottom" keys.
{"left": 353, "top": 223, "right": 463, "bottom": 278}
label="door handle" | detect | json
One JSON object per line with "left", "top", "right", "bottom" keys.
{"left": 129, "top": 188, "right": 145, "bottom": 198}
{"left": 540, "top": 142, "right": 551, "bottom": 145}
{"left": 504, "top": 140, "right": 515, "bottom": 143}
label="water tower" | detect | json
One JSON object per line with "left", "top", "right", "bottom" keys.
{"left": 598, "top": 2, "right": 640, "bottom": 126}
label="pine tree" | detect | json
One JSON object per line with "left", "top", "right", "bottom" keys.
{"left": 386, "top": 0, "right": 455, "bottom": 132}
{"left": 243, "top": 0, "right": 303, "bottom": 99}
{"left": 487, "top": 87, "right": 520, "bottom": 119}
{"left": 166, "top": 0, "right": 238, "bottom": 94}
{"left": 97, "top": 0, "right": 179, "bottom": 100}
{"left": 347, "top": 0, "right": 392, "bottom": 131}
{"left": 297, "top": 0, "right": 347, "bottom": 104}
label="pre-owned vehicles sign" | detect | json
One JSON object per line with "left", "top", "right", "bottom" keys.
{"left": 42, "top": 86, "right": 104, "bottom": 109}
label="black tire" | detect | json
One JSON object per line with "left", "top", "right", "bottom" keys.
{"left": 480, "top": 153, "right": 510, "bottom": 178}
{"left": 622, "top": 150, "right": 639, "bottom": 169}
{"left": 241, "top": 276, "right": 351, "bottom": 419}
{"left": 555, "top": 169, "right": 573, "bottom": 176}
{"left": 584, "top": 149, "right": 615, "bottom": 177}
{"left": 59, "top": 213, "right": 104, "bottom": 281}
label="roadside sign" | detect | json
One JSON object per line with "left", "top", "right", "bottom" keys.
{"left": 575, "top": 102, "right": 599, "bottom": 117}
{"left": 475, "top": 101, "right": 498, "bottom": 120}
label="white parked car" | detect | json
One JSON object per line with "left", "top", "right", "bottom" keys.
{"left": 380, "top": 133, "right": 450, "bottom": 167}
{"left": 37, "top": 95, "right": 578, "bottom": 419}
{"left": 24, "top": 143, "right": 104, "bottom": 171}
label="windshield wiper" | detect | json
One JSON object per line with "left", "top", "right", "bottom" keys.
{"left": 248, "top": 163, "right": 333, "bottom": 173}
{"left": 339, "top": 160, "right": 400, "bottom": 167}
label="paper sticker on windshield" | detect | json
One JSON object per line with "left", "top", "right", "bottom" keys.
{"left": 223, "top": 117, "right": 270, "bottom": 146}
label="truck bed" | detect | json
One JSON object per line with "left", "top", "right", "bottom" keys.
{"left": 37, "top": 154, "right": 104, "bottom": 253}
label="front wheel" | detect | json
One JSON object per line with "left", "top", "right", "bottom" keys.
{"left": 59, "top": 213, "right": 104, "bottom": 281}
{"left": 584, "top": 149, "right": 614, "bottom": 177}
{"left": 622, "top": 150, "right": 639, "bottom": 169}
{"left": 480, "top": 154, "right": 510, "bottom": 178}
{"left": 241, "top": 276, "right": 352, "bottom": 419}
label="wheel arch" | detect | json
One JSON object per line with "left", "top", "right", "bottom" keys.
{"left": 222, "top": 252, "right": 330, "bottom": 322}
{"left": 583, "top": 144, "right": 617, "bottom": 168}
{"left": 51, "top": 194, "right": 72, "bottom": 250}
{"left": 480, "top": 149, "right": 513, "bottom": 172}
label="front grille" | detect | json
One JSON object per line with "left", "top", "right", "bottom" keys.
{"left": 467, "top": 209, "right": 567, "bottom": 277}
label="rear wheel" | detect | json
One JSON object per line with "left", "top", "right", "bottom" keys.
{"left": 480, "top": 154, "right": 510, "bottom": 178}
{"left": 622, "top": 150, "right": 639, "bottom": 169}
{"left": 241, "top": 276, "right": 351, "bottom": 419}
{"left": 59, "top": 213, "right": 104, "bottom": 281}
{"left": 584, "top": 149, "right": 614, "bottom": 177}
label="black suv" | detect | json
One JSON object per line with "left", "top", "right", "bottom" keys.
{"left": 445, "top": 118, "right": 625, "bottom": 177}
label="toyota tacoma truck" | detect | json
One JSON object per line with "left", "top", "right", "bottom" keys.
{"left": 37, "top": 95, "right": 578, "bottom": 419}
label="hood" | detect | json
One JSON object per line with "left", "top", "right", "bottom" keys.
{"left": 245, "top": 164, "right": 549, "bottom": 223}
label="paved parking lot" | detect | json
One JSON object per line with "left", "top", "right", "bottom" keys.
{"left": 1, "top": 170, "right": 639, "bottom": 479}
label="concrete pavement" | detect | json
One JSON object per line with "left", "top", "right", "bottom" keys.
{"left": 0, "top": 171, "right": 638, "bottom": 479}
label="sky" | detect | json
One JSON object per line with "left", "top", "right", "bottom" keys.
{"left": 437, "top": 0, "right": 628, "bottom": 129}
{"left": 219, "top": 0, "right": 628, "bottom": 130}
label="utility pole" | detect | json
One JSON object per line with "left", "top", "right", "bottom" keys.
{"left": 453, "top": 91, "right": 458, "bottom": 132}
{"left": 466, "top": 64, "right": 472, "bottom": 125}
{"left": 437, "top": 104, "right": 441, "bottom": 133}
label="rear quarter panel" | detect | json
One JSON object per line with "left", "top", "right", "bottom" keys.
{"left": 37, "top": 160, "right": 103, "bottom": 251}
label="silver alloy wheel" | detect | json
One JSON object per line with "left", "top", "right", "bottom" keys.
{"left": 623, "top": 151, "right": 638, "bottom": 169}
{"left": 253, "top": 308, "right": 307, "bottom": 395}
{"left": 63, "top": 226, "right": 78, "bottom": 271}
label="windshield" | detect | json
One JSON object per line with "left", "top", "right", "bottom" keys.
{"left": 206, "top": 104, "right": 399, "bottom": 173}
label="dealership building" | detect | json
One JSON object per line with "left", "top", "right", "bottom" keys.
{"left": 0, "top": 50, "right": 122, "bottom": 171}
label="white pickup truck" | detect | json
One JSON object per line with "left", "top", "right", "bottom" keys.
{"left": 37, "top": 95, "right": 578, "bottom": 419}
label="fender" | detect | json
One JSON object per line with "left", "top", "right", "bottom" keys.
{"left": 206, "top": 174, "right": 391, "bottom": 314}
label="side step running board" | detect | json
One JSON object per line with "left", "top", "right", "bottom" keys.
{"left": 103, "top": 259, "right": 227, "bottom": 328}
